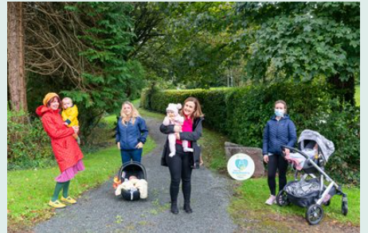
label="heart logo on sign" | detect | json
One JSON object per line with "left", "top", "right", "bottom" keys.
{"left": 235, "top": 159, "right": 248, "bottom": 170}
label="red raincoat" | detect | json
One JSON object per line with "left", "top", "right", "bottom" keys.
{"left": 36, "top": 105, "right": 83, "bottom": 173}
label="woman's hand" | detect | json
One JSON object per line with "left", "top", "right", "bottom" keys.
{"left": 174, "top": 125, "right": 182, "bottom": 133}
{"left": 72, "top": 126, "right": 79, "bottom": 134}
{"left": 117, "top": 142, "right": 120, "bottom": 150}
{"left": 263, "top": 155, "right": 269, "bottom": 163}
{"left": 284, "top": 148, "right": 290, "bottom": 157}
{"left": 175, "top": 133, "right": 180, "bottom": 140}
{"left": 136, "top": 142, "right": 144, "bottom": 149}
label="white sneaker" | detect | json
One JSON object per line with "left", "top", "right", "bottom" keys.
{"left": 265, "top": 195, "right": 276, "bottom": 205}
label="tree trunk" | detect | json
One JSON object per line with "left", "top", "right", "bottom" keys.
{"left": 7, "top": 2, "right": 27, "bottom": 113}
{"left": 327, "top": 74, "right": 355, "bottom": 106}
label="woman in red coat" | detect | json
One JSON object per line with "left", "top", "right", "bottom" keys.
{"left": 36, "top": 93, "right": 85, "bottom": 208}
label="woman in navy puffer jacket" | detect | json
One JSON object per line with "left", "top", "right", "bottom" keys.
{"left": 116, "top": 101, "right": 148, "bottom": 165}
{"left": 262, "top": 100, "right": 297, "bottom": 205}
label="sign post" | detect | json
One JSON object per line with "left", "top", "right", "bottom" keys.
{"left": 227, "top": 153, "right": 255, "bottom": 180}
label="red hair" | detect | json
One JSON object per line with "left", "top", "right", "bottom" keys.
{"left": 47, "top": 96, "right": 61, "bottom": 108}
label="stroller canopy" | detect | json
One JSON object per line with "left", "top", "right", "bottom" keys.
{"left": 118, "top": 161, "right": 147, "bottom": 181}
{"left": 298, "top": 129, "right": 335, "bottom": 162}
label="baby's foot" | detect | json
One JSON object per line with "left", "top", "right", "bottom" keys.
{"left": 183, "top": 147, "right": 193, "bottom": 152}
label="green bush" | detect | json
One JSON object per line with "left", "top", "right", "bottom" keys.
{"left": 316, "top": 101, "right": 360, "bottom": 184}
{"left": 7, "top": 110, "right": 54, "bottom": 170}
{"left": 141, "top": 83, "right": 360, "bottom": 184}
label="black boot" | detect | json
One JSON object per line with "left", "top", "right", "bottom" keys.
{"left": 183, "top": 202, "right": 193, "bottom": 214}
{"left": 171, "top": 202, "right": 179, "bottom": 214}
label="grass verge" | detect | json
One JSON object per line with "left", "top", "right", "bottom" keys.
{"left": 229, "top": 176, "right": 360, "bottom": 230}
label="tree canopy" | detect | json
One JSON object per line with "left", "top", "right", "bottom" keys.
{"left": 7, "top": 2, "right": 360, "bottom": 139}
{"left": 235, "top": 2, "right": 359, "bottom": 104}
{"left": 17, "top": 2, "right": 146, "bottom": 138}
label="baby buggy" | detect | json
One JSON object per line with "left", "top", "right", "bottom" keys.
{"left": 114, "top": 161, "right": 148, "bottom": 201}
{"left": 277, "top": 130, "right": 348, "bottom": 225}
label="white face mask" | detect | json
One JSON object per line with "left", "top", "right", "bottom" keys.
{"left": 274, "top": 109, "right": 285, "bottom": 117}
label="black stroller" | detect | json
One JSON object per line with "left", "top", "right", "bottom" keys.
{"left": 114, "top": 161, "right": 147, "bottom": 201}
{"left": 277, "top": 130, "right": 348, "bottom": 225}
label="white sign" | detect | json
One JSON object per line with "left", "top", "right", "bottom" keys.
{"left": 227, "top": 153, "right": 255, "bottom": 180}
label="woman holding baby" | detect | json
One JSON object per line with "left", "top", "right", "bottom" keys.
{"left": 160, "top": 97, "right": 204, "bottom": 215}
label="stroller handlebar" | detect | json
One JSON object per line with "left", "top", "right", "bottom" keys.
{"left": 281, "top": 145, "right": 310, "bottom": 160}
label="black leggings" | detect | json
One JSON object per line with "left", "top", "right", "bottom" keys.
{"left": 167, "top": 144, "right": 193, "bottom": 204}
{"left": 267, "top": 153, "right": 289, "bottom": 195}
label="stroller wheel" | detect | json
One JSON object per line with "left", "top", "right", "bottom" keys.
{"left": 305, "top": 204, "right": 324, "bottom": 225}
{"left": 342, "top": 199, "right": 348, "bottom": 216}
{"left": 276, "top": 190, "right": 289, "bottom": 206}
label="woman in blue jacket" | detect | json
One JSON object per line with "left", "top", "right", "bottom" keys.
{"left": 263, "top": 100, "right": 297, "bottom": 205}
{"left": 116, "top": 101, "right": 148, "bottom": 164}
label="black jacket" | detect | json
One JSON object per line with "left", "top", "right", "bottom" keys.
{"left": 160, "top": 117, "right": 203, "bottom": 169}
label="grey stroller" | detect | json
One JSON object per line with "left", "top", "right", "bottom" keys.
{"left": 277, "top": 130, "right": 348, "bottom": 225}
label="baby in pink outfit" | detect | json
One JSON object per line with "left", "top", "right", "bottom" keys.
{"left": 285, "top": 144, "right": 319, "bottom": 170}
{"left": 163, "top": 103, "right": 193, "bottom": 157}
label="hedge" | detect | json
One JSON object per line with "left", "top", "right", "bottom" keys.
{"left": 7, "top": 110, "right": 53, "bottom": 170}
{"left": 141, "top": 83, "right": 360, "bottom": 185}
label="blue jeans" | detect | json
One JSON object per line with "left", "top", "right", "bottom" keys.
{"left": 120, "top": 149, "right": 142, "bottom": 165}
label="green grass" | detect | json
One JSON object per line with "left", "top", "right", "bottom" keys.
{"left": 103, "top": 114, "right": 118, "bottom": 125}
{"left": 7, "top": 115, "right": 156, "bottom": 228}
{"left": 229, "top": 177, "right": 360, "bottom": 227}
{"left": 137, "top": 106, "right": 166, "bottom": 120}
{"left": 132, "top": 98, "right": 140, "bottom": 108}
{"left": 355, "top": 85, "right": 360, "bottom": 106}
{"left": 198, "top": 128, "right": 229, "bottom": 172}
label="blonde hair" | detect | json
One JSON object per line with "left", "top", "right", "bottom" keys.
{"left": 62, "top": 97, "right": 73, "bottom": 103}
{"left": 275, "top": 100, "right": 287, "bottom": 113}
{"left": 120, "top": 101, "right": 140, "bottom": 125}
{"left": 180, "top": 97, "right": 204, "bottom": 119}
{"left": 61, "top": 97, "right": 73, "bottom": 109}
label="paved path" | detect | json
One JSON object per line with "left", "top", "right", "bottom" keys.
{"left": 34, "top": 117, "right": 237, "bottom": 233}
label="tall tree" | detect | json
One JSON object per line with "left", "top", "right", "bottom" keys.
{"left": 8, "top": 2, "right": 27, "bottom": 112}
{"left": 135, "top": 2, "right": 239, "bottom": 88}
{"left": 23, "top": 2, "right": 146, "bottom": 139}
{"left": 235, "top": 2, "right": 360, "bottom": 105}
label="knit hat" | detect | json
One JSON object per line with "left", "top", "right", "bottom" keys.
{"left": 166, "top": 103, "right": 182, "bottom": 115}
{"left": 43, "top": 92, "right": 59, "bottom": 106}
